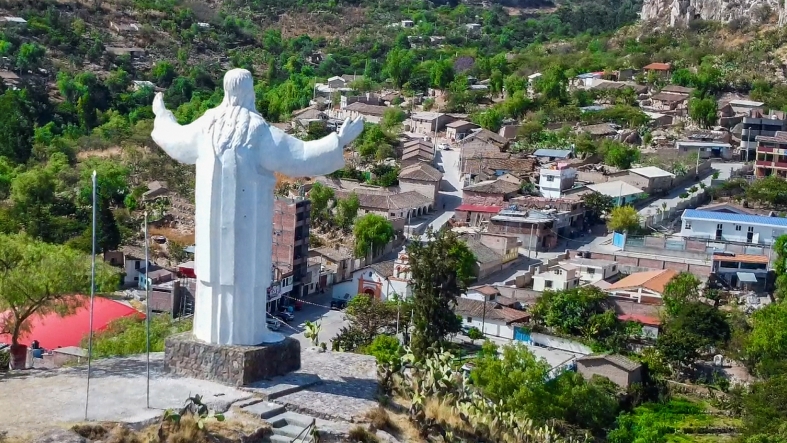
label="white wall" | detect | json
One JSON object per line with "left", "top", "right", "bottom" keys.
{"left": 124, "top": 258, "right": 146, "bottom": 286}
{"left": 680, "top": 218, "right": 785, "bottom": 245}
{"left": 573, "top": 264, "right": 619, "bottom": 283}
{"left": 530, "top": 332, "right": 592, "bottom": 355}
{"left": 533, "top": 269, "right": 579, "bottom": 292}
{"left": 383, "top": 279, "right": 411, "bottom": 300}
{"left": 462, "top": 317, "right": 514, "bottom": 340}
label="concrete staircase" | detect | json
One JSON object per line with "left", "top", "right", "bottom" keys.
{"left": 241, "top": 401, "right": 316, "bottom": 443}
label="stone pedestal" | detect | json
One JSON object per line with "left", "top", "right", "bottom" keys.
{"left": 164, "top": 333, "right": 301, "bottom": 386}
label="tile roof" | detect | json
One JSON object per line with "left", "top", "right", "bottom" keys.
{"left": 607, "top": 269, "right": 678, "bottom": 294}
{"left": 464, "top": 179, "right": 521, "bottom": 195}
{"left": 399, "top": 163, "right": 442, "bottom": 182}
{"left": 402, "top": 147, "right": 435, "bottom": 160}
{"left": 462, "top": 236, "right": 504, "bottom": 264}
{"left": 455, "top": 204, "right": 502, "bottom": 213}
{"left": 410, "top": 111, "right": 446, "bottom": 121}
{"left": 446, "top": 119, "right": 478, "bottom": 129}
{"left": 370, "top": 259, "right": 395, "bottom": 278}
{"left": 463, "top": 157, "right": 536, "bottom": 176}
{"left": 533, "top": 148, "right": 574, "bottom": 158}
{"left": 469, "top": 284, "right": 499, "bottom": 296}
{"left": 618, "top": 313, "right": 661, "bottom": 326}
{"left": 628, "top": 166, "right": 675, "bottom": 179}
{"left": 682, "top": 209, "right": 787, "bottom": 228}
{"left": 454, "top": 298, "right": 530, "bottom": 324}
{"left": 577, "top": 354, "right": 642, "bottom": 372}
{"left": 651, "top": 92, "right": 689, "bottom": 102}
{"left": 661, "top": 85, "right": 695, "bottom": 94}
{"left": 643, "top": 62, "right": 671, "bottom": 71}
{"left": 712, "top": 253, "right": 770, "bottom": 264}
{"left": 462, "top": 128, "right": 507, "bottom": 147}
{"left": 345, "top": 102, "right": 389, "bottom": 116}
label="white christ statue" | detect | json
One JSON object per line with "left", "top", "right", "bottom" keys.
{"left": 151, "top": 68, "right": 364, "bottom": 346}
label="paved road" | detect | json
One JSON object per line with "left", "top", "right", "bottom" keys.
{"left": 279, "top": 291, "right": 349, "bottom": 349}
{"left": 405, "top": 144, "right": 464, "bottom": 236}
{"left": 638, "top": 162, "right": 745, "bottom": 218}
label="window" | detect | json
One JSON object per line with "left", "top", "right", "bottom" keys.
{"left": 135, "top": 261, "right": 141, "bottom": 270}
{"left": 685, "top": 221, "right": 692, "bottom": 229}
{"left": 555, "top": 269, "right": 562, "bottom": 275}
{"left": 546, "top": 176, "right": 555, "bottom": 182}
{"left": 612, "top": 265, "right": 617, "bottom": 272}
{"left": 587, "top": 268, "right": 595, "bottom": 275}
{"left": 717, "top": 224, "right": 723, "bottom": 230}
{"left": 466, "top": 317, "right": 472, "bottom": 322}
{"left": 748, "top": 226, "right": 754, "bottom": 233}
{"left": 574, "top": 279, "right": 579, "bottom": 286}
{"left": 735, "top": 225, "right": 742, "bottom": 231}
{"left": 545, "top": 280, "right": 553, "bottom": 288}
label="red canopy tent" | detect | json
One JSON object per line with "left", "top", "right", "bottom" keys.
{"left": 0, "top": 295, "right": 144, "bottom": 349}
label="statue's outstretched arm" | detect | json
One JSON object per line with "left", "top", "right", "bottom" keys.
{"left": 260, "top": 117, "right": 364, "bottom": 177}
{"left": 151, "top": 93, "right": 200, "bottom": 165}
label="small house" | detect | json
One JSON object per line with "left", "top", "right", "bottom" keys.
{"left": 642, "top": 62, "right": 672, "bottom": 78}
{"left": 533, "top": 264, "right": 580, "bottom": 292}
{"left": 446, "top": 120, "right": 480, "bottom": 141}
{"left": 604, "top": 269, "right": 679, "bottom": 305}
{"left": 576, "top": 354, "right": 643, "bottom": 388}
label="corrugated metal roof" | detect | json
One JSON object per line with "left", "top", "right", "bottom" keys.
{"left": 533, "top": 149, "right": 573, "bottom": 158}
{"left": 682, "top": 209, "right": 787, "bottom": 228}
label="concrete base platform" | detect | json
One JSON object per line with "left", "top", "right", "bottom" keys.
{"left": 164, "top": 333, "right": 301, "bottom": 386}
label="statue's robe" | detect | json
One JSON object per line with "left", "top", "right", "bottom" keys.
{"left": 152, "top": 107, "right": 344, "bottom": 345}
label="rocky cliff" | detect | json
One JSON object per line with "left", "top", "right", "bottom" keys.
{"left": 641, "top": 0, "right": 786, "bottom": 27}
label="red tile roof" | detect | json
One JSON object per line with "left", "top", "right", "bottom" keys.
{"left": 618, "top": 313, "right": 661, "bottom": 327}
{"left": 0, "top": 296, "right": 143, "bottom": 349}
{"left": 455, "top": 204, "right": 502, "bottom": 213}
{"left": 643, "top": 62, "right": 671, "bottom": 71}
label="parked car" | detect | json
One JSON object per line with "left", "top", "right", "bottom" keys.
{"left": 438, "top": 143, "right": 450, "bottom": 150}
{"left": 265, "top": 314, "right": 281, "bottom": 331}
{"left": 330, "top": 298, "right": 348, "bottom": 310}
{"left": 277, "top": 310, "right": 295, "bottom": 322}
{"left": 293, "top": 299, "right": 304, "bottom": 311}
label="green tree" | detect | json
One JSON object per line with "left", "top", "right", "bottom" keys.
{"left": 384, "top": 48, "right": 416, "bottom": 89}
{"left": 472, "top": 108, "right": 503, "bottom": 132}
{"left": 603, "top": 140, "right": 640, "bottom": 169}
{"left": 746, "top": 302, "right": 787, "bottom": 378}
{"left": 743, "top": 374, "right": 787, "bottom": 439}
{"left": 380, "top": 108, "right": 406, "bottom": 133}
{"left": 15, "top": 42, "right": 46, "bottom": 71}
{"left": 335, "top": 193, "right": 360, "bottom": 231}
{"left": 151, "top": 61, "right": 178, "bottom": 87}
{"left": 0, "top": 234, "right": 118, "bottom": 349}
{"left": 308, "top": 182, "right": 334, "bottom": 222}
{"left": 688, "top": 97, "right": 718, "bottom": 128}
{"left": 353, "top": 214, "right": 394, "bottom": 258}
{"left": 582, "top": 192, "right": 614, "bottom": 224}
{"left": 408, "top": 229, "right": 475, "bottom": 359}
{"left": 607, "top": 206, "right": 640, "bottom": 233}
{"left": 332, "top": 295, "right": 399, "bottom": 351}
{"left": 467, "top": 326, "right": 483, "bottom": 343}
{"left": 662, "top": 272, "right": 701, "bottom": 317}
{"left": 657, "top": 301, "right": 730, "bottom": 373}
{"left": 429, "top": 59, "right": 454, "bottom": 90}
{"left": 0, "top": 89, "right": 35, "bottom": 163}
{"left": 517, "top": 120, "right": 545, "bottom": 145}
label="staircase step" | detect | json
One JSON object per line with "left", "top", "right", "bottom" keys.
{"left": 269, "top": 434, "right": 312, "bottom": 443}
{"left": 274, "top": 411, "right": 316, "bottom": 428}
{"left": 272, "top": 424, "right": 311, "bottom": 439}
{"left": 240, "top": 401, "right": 286, "bottom": 419}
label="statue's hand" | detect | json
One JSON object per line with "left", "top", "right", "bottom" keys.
{"left": 338, "top": 117, "right": 365, "bottom": 147}
{"left": 152, "top": 92, "right": 168, "bottom": 117}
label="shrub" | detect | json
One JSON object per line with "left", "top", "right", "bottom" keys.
{"left": 84, "top": 314, "right": 192, "bottom": 358}
{"left": 347, "top": 426, "right": 379, "bottom": 443}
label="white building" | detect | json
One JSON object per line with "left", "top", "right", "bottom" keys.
{"left": 680, "top": 209, "right": 787, "bottom": 245}
{"left": 330, "top": 250, "right": 412, "bottom": 301}
{"left": 539, "top": 164, "right": 577, "bottom": 199}
{"left": 455, "top": 297, "right": 530, "bottom": 340}
{"left": 563, "top": 257, "right": 619, "bottom": 283}
{"left": 533, "top": 264, "right": 580, "bottom": 292}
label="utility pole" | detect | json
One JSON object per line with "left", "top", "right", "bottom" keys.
{"left": 528, "top": 223, "right": 534, "bottom": 259}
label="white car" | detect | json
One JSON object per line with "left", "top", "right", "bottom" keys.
{"left": 265, "top": 314, "right": 281, "bottom": 331}
{"left": 438, "top": 143, "right": 450, "bottom": 150}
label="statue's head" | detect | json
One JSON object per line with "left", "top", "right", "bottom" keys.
{"left": 222, "top": 69, "right": 256, "bottom": 110}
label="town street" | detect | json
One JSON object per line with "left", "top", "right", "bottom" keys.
{"left": 638, "top": 162, "right": 745, "bottom": 218}
{"left": 280, "top": 291, "right": 349, "bottom": 349}
{"left": 406, "top": 143, "right": 464, "bottom": 236}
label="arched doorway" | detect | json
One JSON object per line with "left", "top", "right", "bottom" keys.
{"left": 364, "top": 288, "right": 375, "bottom": 296}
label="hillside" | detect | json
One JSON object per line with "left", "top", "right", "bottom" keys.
{"left": 642, "top": 0, "right": 786, "bottom": 28}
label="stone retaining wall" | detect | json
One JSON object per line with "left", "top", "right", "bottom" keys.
{"left": 164, "top": 333, "right": 301, "bottom": 386}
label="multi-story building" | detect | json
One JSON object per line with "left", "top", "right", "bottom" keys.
{"left": 679, "top": 209, "right": 787, "bottom": 246}
{"left": 755, "top": 130, "right": 787, "bottom": 177}
{"left": 272, "top": 196, "right": 311, "bottom": 300}
{"left": 539, "top": 164, "right": 577, "bottom": 199}
{"left": 742, "top": 110, "right": 786, "bottom": 162}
